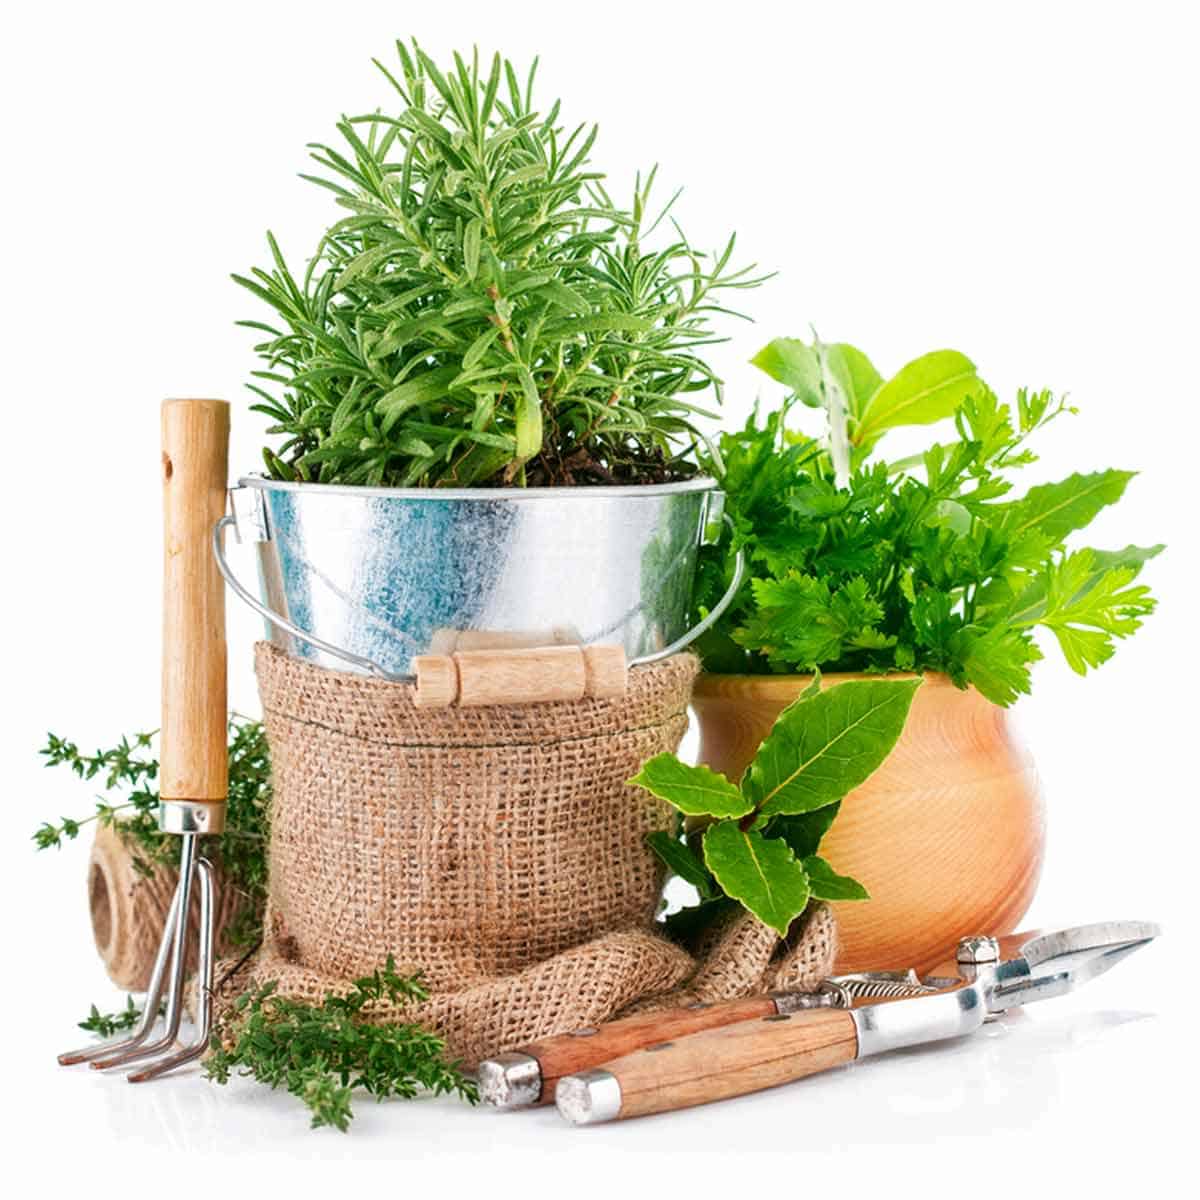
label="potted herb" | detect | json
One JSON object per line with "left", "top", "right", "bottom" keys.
{"left": 686, "top": 337, "right": 1161, "bottom": 970}
{"left": 224, "top": 44, "right": 763, "bottom": 676}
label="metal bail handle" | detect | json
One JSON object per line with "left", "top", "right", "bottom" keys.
{"left": 213, "top": 488, "right": 747, "bottom": 679}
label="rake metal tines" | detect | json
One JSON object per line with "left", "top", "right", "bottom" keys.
{"left": 58, "top": 831, "right": 217, "bottom": 1083}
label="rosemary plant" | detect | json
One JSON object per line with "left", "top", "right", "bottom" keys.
{"left": 237, "top": 42, "right": 764, "bottom": 487}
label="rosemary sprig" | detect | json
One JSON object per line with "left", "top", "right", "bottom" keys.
{"left": 205, "top": 957, "right": 477, "bottom": 1131}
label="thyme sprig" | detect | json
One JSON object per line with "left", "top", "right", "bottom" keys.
{"left": 36, "top": 717, "right": 272, "bottom": 946}
{"left": 78, "top": 996, "right": 142, "bottom": 1037}
{"left": 206, "top": 957, "right": 477, "bottom": 1131}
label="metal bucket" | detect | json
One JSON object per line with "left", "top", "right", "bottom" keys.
{"left": 215, "top": 476, "right": 744, "bottom": 680}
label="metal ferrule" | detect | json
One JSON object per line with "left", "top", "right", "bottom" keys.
{"left": 851, "top": 982, "right": 986, "bottom": 1059}
{"left": 555, "top": 1069, "right": 622, "bottom": 1126}
{"left": 158, "top": 799, "right": 226, "bottom": 836}
{"left": 476, "top": 1052, "right": 542, "bottom": 1109}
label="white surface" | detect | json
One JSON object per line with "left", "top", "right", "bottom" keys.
{"left": 2, "top": 0, "right": 1196, "bottom": 1192}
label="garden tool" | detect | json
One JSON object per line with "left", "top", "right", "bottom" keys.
{"left": 547, "top": 920, "right": 1158, "bottom": 1124}
{"left": 59, "top": 398, "right": 230, "bottom": 1082}
{"left": 478, "top": 969, "right": 942, "bottom": 1108}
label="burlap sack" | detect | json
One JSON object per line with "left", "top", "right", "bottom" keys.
{"left": 212, "top": 644, "right": 838, "bottom": 1066}
{"left": 617, "top": 902, "right": 838, "bottom": 1016}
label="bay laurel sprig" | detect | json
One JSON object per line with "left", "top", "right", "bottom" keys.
{"left": 635, "top": 677, "right": 919, "bottom": 937}
{"left": 205, "top": 958, "right": 478, "bottom": 1131}
{"left": 238, "top": 41, "right": 766, "bottom": 488}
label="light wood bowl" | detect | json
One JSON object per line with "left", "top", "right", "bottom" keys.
{"left": 691, "top": 672, "right": 1045, "bottom": 974}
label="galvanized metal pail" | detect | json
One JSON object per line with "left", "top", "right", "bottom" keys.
{"left": 215, "top": 476, "right": 744, "bottom": 680}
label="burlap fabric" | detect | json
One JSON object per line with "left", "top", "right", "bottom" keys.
{"left": 211, "top": 643, "right": 837, "bottom": 1066}
{"left": 617, "top": 902, "right": 837, "bottom": 1016}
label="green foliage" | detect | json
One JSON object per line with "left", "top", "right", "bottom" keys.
{"left": 693, "top": 337, "right": 1161, "bottom": 704}
{"left": 635, "top": 678, "right": 918, "bottom": 936}
{"left": 743, "top": 679, "right": 919, "bottom": 817}
{"left": 205, "top": 957, "right": 477, "bottom": 1131}
{"left": 78, "top": 996, "right": 142, "bottom": 1037}
{"left": 36, "top": 717, "right": 272, "bottom": 946}
{"left": 238, "top": 42, "right": 763, "bottom": 488}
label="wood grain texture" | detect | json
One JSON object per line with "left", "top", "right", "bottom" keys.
{"left": 524, "top": 995, "right": 777, "bottom": 1102}
{"left": 160, "top": 399, "right": 229, "bottom": 802}
{"left": 413, "top": 644, "right": 628, "bottom": 707}
{"left": 692, "top": 672, "right": 1045, "bottom": 974}
{"left": 606, "top": 1007, "right": 857, "bottom": 1119}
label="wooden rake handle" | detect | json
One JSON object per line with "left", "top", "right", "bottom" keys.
{"left": 160, "top": 399, "right": 229, "bottom": 805}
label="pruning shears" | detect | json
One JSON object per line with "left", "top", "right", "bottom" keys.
{"left": 477, "top": 920, "right": 1159, "bottom": 1124}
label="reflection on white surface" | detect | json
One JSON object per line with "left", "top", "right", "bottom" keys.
{"left": 59, "top": 998, "right": 1161, "bottom": 1164}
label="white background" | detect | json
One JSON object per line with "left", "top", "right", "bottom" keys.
{"left": 2, "top": 1, "right": 1196, "bottom": 1193}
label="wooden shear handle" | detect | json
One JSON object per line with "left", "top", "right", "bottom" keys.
{"left": 518, "top": 995, "right": 780, "bottom": 1103}
{"left": 557, "top": 1007, "right": 858, "bottom": 1123}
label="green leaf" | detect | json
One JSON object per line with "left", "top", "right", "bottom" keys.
{"left": 1005, "top": 543, "right": 1163, "bottom": 627}
{"left": 830, "top": 344, "right": 883, "bottom": 420}
{"left": 645, "top": 831, "right": 716, "bottom": 897}
{"left": 702, "top": 820, "right": 811, "bottom": 937}
{"left": 998, "top": 470, "right": 1136, "bottom": 547}
{"left": 375, "top": 365, "right": 461, "bottom": 418}
{"left": 743, "top": 679, "right": 920, "bottom": 818}
{"left": 737, "top": 575, "right": 890, "bottom": 669}
{"left": 953, "top": 625, "right": 1041, "bottom": 706}
{"left": 630, "top": 754, "right": 752, "bottom": 818}
{"left": 463, "top": 217, "right": 482, "bottom": 280}
{"left": 1020, "top": 549, "right": 1157, "bottom": 675}
{"left": 513, "top": 365, "right": 543, "bottom": 463}
{"left": 543, "top": 314, "right": 654, "bottom": 337}
{"left": 802, "top": 856, "right": 869, "bottom": 901}
{"left": 854, "top": 350, "right": 979, "bottom": 446}
{"left": 752, "top": 339, "right": 881, "bottom": 420}
{"left": 751, "top": 338, "right": 822, "bottom": 407}
{"left": 767, "top": 801, "right": 840, "bottom": 860}
{"left": 461, "top": 327, "right": 501, "bottom": 371}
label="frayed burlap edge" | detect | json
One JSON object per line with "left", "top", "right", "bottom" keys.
{"left": 617, "top": 903, "right": 838, "bottom": 1016}
{"left": 212, "top": 929, "right": 695, "bottom": 1068}
{"left": 209, "top": 902, "right": 837, "bottom": 1065}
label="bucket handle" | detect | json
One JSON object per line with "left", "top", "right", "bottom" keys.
{"left": 213, "top": 495, "right": 746, "bottom": 680}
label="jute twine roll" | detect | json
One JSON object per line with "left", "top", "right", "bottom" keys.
{"left": 88, "top": 823, "right": 247, "bottom": 991}
{"left": 209, "top": 644, "right": 837, "bottom": 1066}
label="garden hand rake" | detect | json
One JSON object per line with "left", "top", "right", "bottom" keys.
{"left": 59, "top": 398, "right": 230, "bottom": 1082}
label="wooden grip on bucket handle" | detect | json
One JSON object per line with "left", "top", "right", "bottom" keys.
{"left": 413, "top": 644, "right": 628, "bottom": 708}
{"left": 161, "top": 399, "right": 229, "bottom": 803}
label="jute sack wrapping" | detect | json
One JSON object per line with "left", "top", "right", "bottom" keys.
{"left": 616, "top": 902, "right": 838, "bottom": 1016}
{"left": 211, "top": 644, "right": 839, "bottom": 1065}
{"left": 213, "top": 643, "right": 697, "bottom": 1065}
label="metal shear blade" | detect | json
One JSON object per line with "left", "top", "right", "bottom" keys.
{"left": 984, "top": 920, "right": 1161, "bottom": 1012}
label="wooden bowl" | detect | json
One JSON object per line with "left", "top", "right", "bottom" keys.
{"left": 690, "top": 672, "right": 1045, "bottom": 974}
